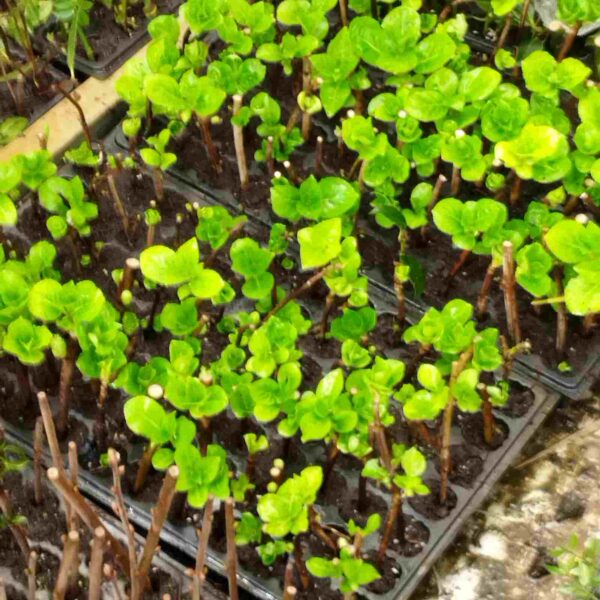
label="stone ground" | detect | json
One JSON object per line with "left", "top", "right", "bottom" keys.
{"left": 412, "top": 393, "right": 600, "bottom": 600}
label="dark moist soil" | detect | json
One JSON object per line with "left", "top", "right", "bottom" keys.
{"left": 0, "top": 151, "right": 549, "bottom": 597}
{"left": 0, "top": 469, "right": 183, "bottom": 599}
{"left": 0, "top": 62, "right": 66, "bottom": 120}
{"left": 41, "top": 0, "right": 181, "bottom": 65}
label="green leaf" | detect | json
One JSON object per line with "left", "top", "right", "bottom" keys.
{"left": 124, "top": 395, "right": 172, "bottom": 445}
{"left": 140, "top": 238, "right": 201, "bottom": 286}
{"left": 297, "top": 218, "right": 342, "bottom": 269}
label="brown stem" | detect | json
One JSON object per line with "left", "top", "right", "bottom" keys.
{"left": 338, "top": 0, "right": 348, "bottom": 25}
{"left": 263, "top": 266, "right": 331, "bottom": 323}
{"left": 27, "top": 551, "right": 37, "bottom": 600}
{"left": 232, "top": 95, "right": 249, "bottom": 189}
{"left": 0, "top": 489, "right": 30, "bottom": 558}
{"left": 554, "top": 269, "right": 567, "bottom": 357}
{"left": 37, "top": 392, "right": 66, "bottom": 477}
{"left": 315, "top": 136, "right": 324, "bottom": 178}
{"left": 67, "top": 441, "right": 79, "bottom": 531}
{"left": 152, "top": 168, "right": 165, "bottom": 202}
{"left": 482, "top": 390, "right": 496, "bottom": 446}
{"left": 52, "top": 85, "right": 93, "bottom": 148}
{"left": 301, "top": 58, "right": 312, "bottom": 141}
{"left": 266, "top": 136, "right": 275, "bottom": 177}
{"left": 198, "top": 116, "right": 222, "bottom": 173}
{"left": 225, "top": 498, "right": 239, "bottom": 600}
{"left": 54, "top": 530, "right": 79, "bottom": 600}
{"left": 88, "top": 527, "right": 106, "bottom": 600}
{"left": 293, "top": 536, "right": 309, "bottom": 590}
{"left": 146, "top": 222, "right": 156, "bottom": 247}
{"left": 147, "top": 287, "right": 162, "bottom": 332}
{"left": 494, "top": 13, "right": 512, "bottom": 56}
{"left": 283, "top": 160, "right": 300, "bottom": 184}
{"left": 107, "top": 173, "right": 130, "bottom": 235}
{"left": 108, "top": 450, "right": 139, "bottom": 598}
{"left": 502, "top": 241, "right": 521, "bottom": 344}
{"left": 450, "top": 165, "right": 461, "bottom": 195}
{"left": 378, "top": 486, "right": 402, "bottom": 562}
{"left": 373, "top": 395, "right": 392, "bottom": 471}
{"left": 558, "top": 23, "right": 580, "bottom": 61}
{"left": 33, "top": 417, "right": 44, "bottom": 506}
{"left": 519, "top": 0, "right": 531, "bottom": 28}
{"left": 137, "top": 466, "right": 179, "bottom": 591}
{"left": 283, "top": 556, "right": 297, "bottom": 599}
{"left": 509, "top": 174, "right": 521, "bottom": 205}
{"left": 319, "top": 292, "right": 335, "bottom": 338}
{"left": 447, "top": 249, "right": 471, "bottom": 283}
{"left": 192, "top": 496, "right": 214, "bottom": 600}
{"left": 0, "top": 577, "right": 5, "bottom": 600}
{"left": 477, "top": 260, "right": 498, "bottom": 316}
{"left": 134, "top": 443, "right": 157, "bottom": 495}
{"left": 322, "top": 440, "right": 340, "bottom": 489}
{"left": 117, "top": 257, "right": 140, "bottom": 299}
{"left": 440, "top": 350, "right": 472, "bottom": 505}
{"left": 15, "top": 74, "right": 25, "bottom": 116}
{"left": 57, "top": 337, "right": 78, "bottom": 438}
{"left": 309, "top": 506, "right": 337, "bottom": 550}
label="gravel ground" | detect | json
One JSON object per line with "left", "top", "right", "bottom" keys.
{"left": 412, "top": 394, "right": 600, "bottom": 600}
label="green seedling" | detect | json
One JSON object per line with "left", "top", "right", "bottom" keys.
{"left": 124, "top": 393, "right": 196, "bottom": 492}
{"left": 363, "top": 445, "right": 429, "bottom": 560}
{"left": 140, "top": 128, "right": 177, "bottom": 201}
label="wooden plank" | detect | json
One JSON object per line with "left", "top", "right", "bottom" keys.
{"left": 0, "top": 45, "right": 146, "bottom": 161}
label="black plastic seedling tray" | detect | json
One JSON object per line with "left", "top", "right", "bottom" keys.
{"left": 109, "top": 119, "right": 599, "bottom": 401}
{"left": 0, "top": 133, "right": 562, "bottom": 597}
{"left": 1, "top": 355, "right": 559, "bottom": 600}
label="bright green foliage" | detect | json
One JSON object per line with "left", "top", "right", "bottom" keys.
{"left": 310, "top": 27, "right": 361, "bottom": 117}
{"left": 244, "top": 433, "right": 269, "bottom": 455}
{"left": 249, "top": 362, "right": 302, "bottom": 422}
{"left": 76, "top": 304, "right": 128, "bottom": 383}
{"left": 29, "top": 279, "right": 105, "bottom": 333}
{"left": 557, "top": 0, "right": 600, "bottom": 25}
{"left": 307, "top": 550, "right": 380, "bottom": 594}
{"left": 495, "top": 123, "right": 571, "bottom": 182}
{"left": 248, "top": 93, "right": 303, "bottom": 162}
{"left": 196, "top": 206, "right": 246, "bottom": 250}
{"left": 2, "top": 316, "right": 52, "bottom": 365}
{"left": 522, "top": 51, "right": 590, "bottom": 98}
{"left": 548, "top": 534, "right": 600, "bottom": 599}
{"left": 140, "top": 129, "right": 177, "bottom": 171}
{"left": 329, "top": 307, "right": 376, "bottom": 342}
{"left": 433, "top": 196, "right": 530, "bottom": 272}
{"left": 276, "top": 0, "right": 335, "bottom": 40}
{"left": 175, "top": 443, "right": 230, "bottom": 507}
{"left": 256, "top": 465, "right": 323, "bottom": 537}
{"left": 208, "top": 53, "right": 266, "bottom": 96}
{"left": 140, "top": 238, "right": 225, "bottom": 299}
{"left": 516, "top": 243, "right": 554, "bottom": 298}
{"left": 543, "top": 219, "right": 600, "bottom": 315}
{"left": 124, "top": 395, "right": 197, "bottom": 469}
{"left": 0, "top": 117, "right": 28, "bottom": 147}
{"left": 271, "top": 175, "right": 359, "bottom": 223}
{"left": 363, "top": 444, "right": 430, "bottom": 496}
{"left": 349, "top": 7, "right": 456, "bottom": 75}
{"left": 246, "top": 317, "right": 302, "bottom": 378}
{"left": 38, "top": 176, "right": 98, "bottom": 239}
{"left": 230, "top": 237, "right": 274, "bottom": 300}
{"left": 297, "top": 218, "right": 342, "bottom": 269}
{"left": 278, "top": 368, "right": 358, "bottom": 442}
